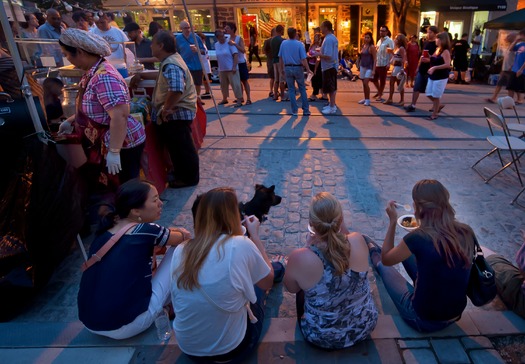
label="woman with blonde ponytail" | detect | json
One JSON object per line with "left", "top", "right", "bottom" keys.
{"left": 284, "top": 192, "right": 377, "bottom": 349}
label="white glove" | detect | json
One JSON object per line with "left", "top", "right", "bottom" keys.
{"left": 58, "top": 120, "right": 73, "bottom": 135}
{"left": 106, "top": 151, "right": 122, "bottom": 175}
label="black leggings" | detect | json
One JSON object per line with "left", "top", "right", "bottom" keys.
{"left": 249, "top": 46, "right": 262, "bottom": 66}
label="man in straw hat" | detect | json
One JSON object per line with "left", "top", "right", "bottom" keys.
{"left": 130, "top": 30, "right": 199, "bottom": 189}
{"left": 59, "top": 28, "right": 146, "bottom": 189}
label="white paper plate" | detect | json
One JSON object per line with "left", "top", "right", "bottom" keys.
{"left": 397, "top": 214, "right": 418, "bottom": 232}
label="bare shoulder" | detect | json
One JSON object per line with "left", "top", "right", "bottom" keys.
{"left": 288, "top": 247, "right": 320, "bottom": 266}
{"left": 347, "top": 232, "right": 367, "bottom": 248}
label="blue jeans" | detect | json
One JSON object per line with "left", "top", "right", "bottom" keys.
{"left": 284, "top": 66, "right": 309, "bottom": 113}
{"left": 370, "top": 248, "right": 457, "bottom": 332}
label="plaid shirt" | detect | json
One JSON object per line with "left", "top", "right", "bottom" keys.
{"left": 376, "top": 36, "right": 395, "bottom": 67}
{"left": 152, "top": 63, "right": 195, "bottom": 122}
{"left": 80, "top": 60, "right": 145, "bottom": 148}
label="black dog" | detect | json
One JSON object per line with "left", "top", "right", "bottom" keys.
{"left": 239, "top": 184, "right": 282, "bottom": 223}
{"left": 191, "top": 184, "right": 282, "bottom": 225}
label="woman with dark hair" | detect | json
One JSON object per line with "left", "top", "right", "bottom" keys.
{"left": 426, "top": 32, "right": 451, "bottom": 120}
{"left": 248, "top": 26, "right": 262, "bottom": 68}
{"left": 170, "top": 187, "right": 284, "bottom": 362}
{"left": 384, "top": 33, "right": 407, "bottom": 106}
{"left": 368, "top": 179, "right": 476, "bottom": 332}
{"left": 78, "top": 179, "right": 190, "bottom": 339}
{"left": 284, "top": 192, "right": 377, "bottom": 349}
{"left": 357, "top": 31, "right": 376, "bottom": 106}
{"left": 148, "top": 21, "right": 163, "bottom": 38}
{"left": 406, "top": 35, "right": 420, "bottom": 88}
{"left": 58, "top": 28, "right": 145, "bottom": 190}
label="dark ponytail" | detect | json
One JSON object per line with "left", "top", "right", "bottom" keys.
{"left": 96, "top": 179, "right": 154, "bottom": 235}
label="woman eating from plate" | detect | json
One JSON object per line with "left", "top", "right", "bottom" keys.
{"left": 78, "top": 179, "right": 190, "bottom": 339}
{"left": 368, "top": 179, "right": 476, "bottom": 332}
{"left": 58, "top": 28, "right": 145, "bottom": 190}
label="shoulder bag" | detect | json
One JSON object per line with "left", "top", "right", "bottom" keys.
{"left": 466, "top": 236, "right": 497, "bottom": 306}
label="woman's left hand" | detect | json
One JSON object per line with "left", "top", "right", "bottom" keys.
{"left": 428, "top": 67, "right": 435, "bottom": 75}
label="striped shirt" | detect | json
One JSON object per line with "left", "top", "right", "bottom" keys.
{"left": 152, "top": 63, "right": 195, "bottom": 122}
{"left": 376, "top": 36, "right": 395, "bottom": 67}
{"left": 80, "top": 60, "right": 145, "bottom": 148}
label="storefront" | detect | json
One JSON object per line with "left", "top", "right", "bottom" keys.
{"left": 419, "top": 0, "right": 507, "bottom": 52}
{"left": 103, "top": 0, "right": 384, "bottom": 53}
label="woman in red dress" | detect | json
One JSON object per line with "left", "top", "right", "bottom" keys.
{"left": 406, "top": 35, "right": 420, "bottom": 88}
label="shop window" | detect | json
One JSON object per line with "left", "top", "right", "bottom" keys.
{"left": 360, "top": 5, "right": 375, "bottom": 46}
{"left": 319, "top": 7, "right": 337, "bottom": 29}
{"left": 471, "top": 11, "right": 489, "bottom": 52}
{"left": 444, "top": 21, "right": 463, "bottom": 40}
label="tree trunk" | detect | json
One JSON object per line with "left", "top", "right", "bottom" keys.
{"left": 390, "top": 0, "right": 412, "bottom": 35}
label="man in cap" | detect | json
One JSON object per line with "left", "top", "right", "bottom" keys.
{"left": 131, "top": 31, "right": 199, "bottom": 188}
{"left": 123, "top": 22, "right": 157, "bottom": 70}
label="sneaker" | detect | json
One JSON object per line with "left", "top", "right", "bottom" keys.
{"left": 364, "top": 99, "right": 370, "bottom": 106}
{"left": 404, "top": 105, "right": 416, "bottom": 112}
{"left": 303, "top": 110, "right": 311, "bottom": 116}
{"left": 292, "top": 111, "right": 298, "bottom": 116}
{"left": 322, "top": 104, "right": 336, "bottom": 110}
{"left": 358, "top": 99, "right": 366, "bottom": 104}
{"left": 201, "top": 93, "right": 212, "bottom": 99}
{"left": 321, "top": 106, "right": 337, "bottom": 115}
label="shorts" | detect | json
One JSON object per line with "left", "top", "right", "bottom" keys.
{"left": 453, "top": 58, "right": 468, "bottom": 72}
{"left": 497, "top": 71, "right": 513, "bottom": 87}
{"left": 425, "top": 78, "right": 448, "bottom": 98}
{"left": 507, "top": 72, "right": 525, "bottom": 93}
{"left": 373, "top": 65, "right": 388, "bottom": 82}
{"left": 392, "top": 66, "right": 403, "bottom": 78}
{"left": 238, "top": 62, "right": 249, "bottom": 81}
{"left": 190, "top": 70, "right": 203, "bottom": 86}
{"left": 273, "top": 62, "right": 284, "bottom": 84}
{"left": 267, "top": 58, "right": 274, "bottom": 79}
{"left": 360, "top": 67, "right": 373, "bottom": 79}
{"left": 414, "top": 73, "right": 429, "bottom": 93}
{"left": 322, "top": 68, "right": 337, "bottom": 93}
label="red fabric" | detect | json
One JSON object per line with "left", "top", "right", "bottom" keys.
{"left": 406, "top": 42, "right": 420, "bottom": 78}
{"left": 191, "top": 99, "right": 207, "bottom": 149}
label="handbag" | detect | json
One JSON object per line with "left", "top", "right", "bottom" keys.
{"left": 466, "top": 236, "right": 497, "bottom": 306}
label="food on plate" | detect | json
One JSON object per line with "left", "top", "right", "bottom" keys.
{"left": 401, "top": 216, "right": 418, "bottom": 228}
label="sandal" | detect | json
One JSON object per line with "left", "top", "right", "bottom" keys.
{"left": 234, "top": 102, "right": 242, "bottom": 108}
{"left": 383, "top": 100, "right": 393, "bottom": 105}
{"left": 308, "top": 96, "right": 316, "bottom": 101}
{"left": 245, "top": 100, "right": 252, "bottom": 105}
{"left": 218, "top": 100, "right": 228, "bottom": 105}
{"left": 426, "top": 115, "right": 439, "bottom": 120}
{"left": 486, "top": 98, "right": 496, "bottom": 104}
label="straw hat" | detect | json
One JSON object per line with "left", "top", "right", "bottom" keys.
{"left": 60, "top": 28, "right": 111, "bottom": 57}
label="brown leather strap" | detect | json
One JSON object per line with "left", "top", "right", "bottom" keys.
{"left": 81, "top": 222, "right": 137, "bottom": 272}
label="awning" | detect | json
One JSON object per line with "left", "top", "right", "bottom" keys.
{"left": 484, "top": 8, "right": 525, "bottom": 30}
{"left": 420, "top": 0, "right": 507, "bottom": 12}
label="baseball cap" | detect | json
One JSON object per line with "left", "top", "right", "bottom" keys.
{"left": 123, "top": 22, "right": 140, "bottom": 32}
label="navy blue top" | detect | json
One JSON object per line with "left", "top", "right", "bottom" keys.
{"left": 78, "top": 223, "right": 170, "bottom": 331}
{"left": 404, "top": 229, "right": 471, "bottom": 321}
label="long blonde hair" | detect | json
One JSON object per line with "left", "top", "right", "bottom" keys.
{"left": 176, "top": 187, "right": 243, "bottom": 290}
{"left": 309, "top": 192, "right": 350, "bottom": 275}
{"left": 412, "top": 179, "right": 474, "bottom": 268}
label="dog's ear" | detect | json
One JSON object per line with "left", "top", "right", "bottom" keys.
{"left": 269, "top": 185, "right": 275, "bottom": 191}
{"left": 255, "top": 184, "right": 263, "bottom": 190}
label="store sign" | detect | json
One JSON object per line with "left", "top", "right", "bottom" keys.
{"left": 448, "top": 4, "right": 507, "bottom": 11}
{"left": 421, "top": 0, "right": 507, "bottom": 12}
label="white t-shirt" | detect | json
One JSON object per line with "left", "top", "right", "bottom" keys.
{"left": 90, "top": 26, "right": 129, "bottom": 62}
{"left": 170, "top": 235, "right": 270, "bottom": 356}
{"left": 215, "top": 40, "right": 238, "bottom": 72}
{"left": 200, "top": 44, "right": 212, "bottom": 74}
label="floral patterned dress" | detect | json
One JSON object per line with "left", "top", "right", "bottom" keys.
{"left": 300, "top": 246, "right": 378, "bottom": 349}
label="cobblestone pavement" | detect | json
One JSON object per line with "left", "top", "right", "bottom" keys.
{"left": 4, "top": 77, "right": 525, "bottom": 363}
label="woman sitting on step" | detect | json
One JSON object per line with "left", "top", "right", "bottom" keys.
{"left": 284, "top": 192, "right": 378, "bottom": 349}
{"left": 368, "top": 179, "right": 476, "bottom": 332}
{"left": 78, "top": 179, "right": 190, "bottom": 339}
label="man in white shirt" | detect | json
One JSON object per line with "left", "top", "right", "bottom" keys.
{"left": 469, "top": 29, "right": 483, "bottom": 69}
{"left": 372, "top": 25, "right": 394, "bottom": 102}
{"left": 91, "top": 12, "right": 129, "bottom": 63}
